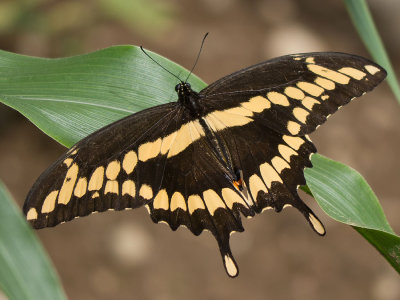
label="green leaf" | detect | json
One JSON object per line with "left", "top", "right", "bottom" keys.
{"left": 0, "top": 180, "right": 67, "bottom": 300}
{"left": 344, "top": 0, "right": 400, "bottom": 104}
{"left": 354, "top": 227, "right": 400, "bottom": 272}
{"left": 0, "top": 46, "right": 207, "bottom": 147}
{"left": 305, "top": 154, "right": 400, "bottom": 273}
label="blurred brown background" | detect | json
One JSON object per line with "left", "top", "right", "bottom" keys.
{"left": 0, "top": 0, "right": 399, "bottom": 299}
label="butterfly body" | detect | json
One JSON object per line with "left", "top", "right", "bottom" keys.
{"left": 24, "top": 52, "right": 386, "bottom": 277}
{"left": 176, "top": 82, "right": 200, "bottom": 115}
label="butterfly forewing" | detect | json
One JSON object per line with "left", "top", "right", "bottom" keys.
{"left": 24, "top": 103, "right": 183, "bottom": 227}
{"left": 200, "top": 52, "right": 386, "bottom": 136}
{"left": 24, "top": 51, "right": 386, "bottom": 277}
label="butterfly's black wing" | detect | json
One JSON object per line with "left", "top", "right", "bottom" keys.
{"left": 24, "top": 103, "right": 185, "bottom": 228}
{"left": 24, "top": 101, "right": 248, "bottom": 276}
{"left": 200, "top": 52, "right": 387, "bottom": 135}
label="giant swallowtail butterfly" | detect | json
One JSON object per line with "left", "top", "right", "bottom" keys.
{"left": 24, "top": 51, "right": 386, "bottom": 277}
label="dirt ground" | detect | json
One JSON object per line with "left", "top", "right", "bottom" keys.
{"left": 0, "top": 1, "right": 399, "bottom": 299}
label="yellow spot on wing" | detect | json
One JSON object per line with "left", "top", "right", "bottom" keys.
{"left": 260, "top": 162, "right": 282, "bottom": 188}
{"left": 122, "top": 151, "right": 137, "bottom": 175}
{"left": 209, "top": 108, "right": 253, "bottom": 129}
{"left": 267, "top": 91, "right": 290, "bottom": 106}
{"left": 63, "top": 158, "right": 73, "bottom": 167}
{"left": 315, "top": 77, "right": 335, "bottom": 90}
{"left": 307, "top": 64, "right": 350, "bottom": 84}
{"left": 188, "top": 194, "right": 205, "bottom": 214}
{"left": 321, "top": 95, "right": 329, "bottom": 100}
{"left": 74, "top": 177, "right": 87, "bottom": 198}
{"left": 106, "top": 160, "right": 120, "bottom": 180}
{"left": 308, "top": 213, "right": 325, "bottom": 235}
{"left": 168, "top": 123, "right": 193, "bottom": 158}
{"left": 139, "top": 184, "right": 153, "bottom": 200}
{"left": 287, "top": 121, "right": 301, "bottom": 135}
{"left": 27, "top": 207, "right": 38, "bottom": 220}
{"left": 188, "top": 120, "right": 204, "bottom": 141}
{"left": 225, "top": 106, "right": 254, "bottom": 117}
{"left": 170, "top": 191, "right": 186, "bottom": 211}
{"left": 338, "top": 67, "right": 366, "bottom": 80}
{"left": 122, "top": 180, "right": 135, "bottom": 197}
{"left": 42, "top": 190, "right": 59, "bottom": 213}
{"left": 203, "top": 189, "right": 225, "bottom": 215}
{"left": 365, "top": 64, "right": 380, "bottom": 75}
{"left": 92, "top": 191, "right": 100, "bottom": 198}
{"left": 58, "top": 163, "right": 79, "bottom": 205}
{"left": 160, "top": 130, "right": 178, "bottom": 155}
{"left": 105, "top": 180, "right": 119, "bottom": 195}
{"left": 88, "top": 166, "right": 104, "bottom": 191}
{"left": 204, "top": 113, "right": 225, "bottom": 131}
{"left": 278, "top": 144, "right": 297, "bottom": 162}
{"left": 161, "top": 121, "right": 205, "bottom": 157}
{"left": 293, "top": 107, "right": 310, "bottom": 123}
{"left": 221, "top": 188, "right": 247, "bottom": 209}
{"left": 153, "top": 189, "right": 169, "bottom": 210}
{"left": 163, "top": 121, "right": 201, "bottom": 157}
{"left": 296, "top": 81, "right": 324, "bottom": 97}
{"left": 241, "top": 96, "right": 271, "bottom": 113}
{"left": 138, "top": 138, "right": 162, "bottom": 162}
{"left": 224, "top": 255, "right": 238, "bottom": 277}
{"left": 282, "top": 135, "right": 304, "bottom": 150}
{"left": 305, "top": 57, "right": 315, "bottom": 64}
{"left": 271, "top": 156, "right": 290, "bottom": 173}
{"left": 302, "top": 96, "right": 320, "bottom": 110}
{"left": 284, "top": 87, "right": 305, "bottom": 100}
{"left": 248, "top": 174, "right": 268, "bottom": 202}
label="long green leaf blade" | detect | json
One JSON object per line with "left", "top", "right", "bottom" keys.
{"left": 0, "top": 46, "right": 206, "bottom": 147}
{"left": 354, "top": 227, "right": 400, "bottom": 272}
{"left": 305, "top": 154, "right": 400, "bottom": 273}
{"left": 345, "top": 0, "right": 400, "bottom": 103}
{"left": 0, "top": 180, "right": 67, "bottom": 300}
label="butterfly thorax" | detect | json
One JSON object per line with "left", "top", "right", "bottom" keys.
{"left": 176, "top": 82, "right": 202, "bottom": 117}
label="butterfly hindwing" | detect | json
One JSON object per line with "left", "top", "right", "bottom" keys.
{"left": 148, "top": 129, "right": 249, "bottom": 277}
{"left": 206, "top": 112, "right": 324, "bottom": 230}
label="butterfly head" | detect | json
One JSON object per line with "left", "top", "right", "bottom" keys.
{"left": 175, "top": 82, "right": 192, "bottom": 97}
{"left": 176, "top": 81, "right": 202, "bottom": 116}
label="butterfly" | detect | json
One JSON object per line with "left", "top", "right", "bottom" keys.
{"left": 23, "top": 51, "right": 386, "bottom": 277}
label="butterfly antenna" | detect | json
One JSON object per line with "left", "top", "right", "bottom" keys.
{"left": 140, "top": 46, "right": 183, "bottom": 82}
{"left": 185, "top": 32, "right": 209, "bottom": 82}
